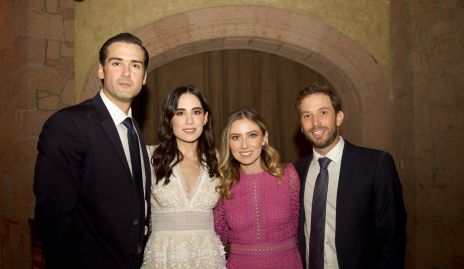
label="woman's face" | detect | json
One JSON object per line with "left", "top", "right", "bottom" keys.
{"left": 171, "top": 93, "right": 208, "bottom": 144}
{"left": 228, "top": 118, "right": 268, "bottom": 174}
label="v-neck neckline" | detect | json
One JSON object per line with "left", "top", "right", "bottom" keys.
{"left": 175, "top": 165, "right": 203, "bottom": 203}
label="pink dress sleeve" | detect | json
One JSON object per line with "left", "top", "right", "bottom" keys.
{"left": 286, "top": 164, "right": 301, "bottom": 230}
{"left": 214, "top": 199, "right": 230, "bottom": 245}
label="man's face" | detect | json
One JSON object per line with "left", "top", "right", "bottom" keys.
{"left": 98, "top": 42, "right": 147, "bottom": 112}
{"left": 299, "top": 93, "right": 344, "bottom": 155}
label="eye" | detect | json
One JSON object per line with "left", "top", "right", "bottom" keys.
{"left": 230, "top": 135, "right": 240, "bottom": 141}
{"left": 302, "top": 113, "right": 311, "bottom": 119}
{"left": 175, "top": 111, "right": 184, "bottom": 116}
{"left": 132, "top": 63, "right": 142, "bottom": 69}
{"left": 193, "top": 109, "right": 203, "bottom": 115}
{"left": 320, "top": 110, "right": 328, "bottom": 116}
{"left": 249, "top": 133, "right": 258, "bottom": 139}
{"left": 111, "top": 61, "right": 121, "bottom": 67}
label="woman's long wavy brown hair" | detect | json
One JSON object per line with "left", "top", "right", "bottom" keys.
{"left": 152, "top": 85, "right": 218, "bottom": 185}
{"left": 216, "top": 108, "right": 285, "bottom": 199}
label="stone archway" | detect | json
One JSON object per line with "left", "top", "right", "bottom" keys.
{"left": 83, "top": 5, "right": 392, "bottom": 151}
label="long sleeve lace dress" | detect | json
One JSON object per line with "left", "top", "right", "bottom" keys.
{"left": 214, "top": 164, "right": 302, "bottom": 269}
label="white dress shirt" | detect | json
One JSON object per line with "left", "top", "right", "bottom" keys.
{"left": 100, "top": 90, "right": 147, "bottom": 215}
{"left": 304, "top": 137, "right": 345, "bottom": 269}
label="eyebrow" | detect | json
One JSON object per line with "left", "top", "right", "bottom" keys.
{"left": 175, "top": 107, "right": 204, "bottom": 111}
{"left": 107, "top": 57, "right": 144, "bottom": 65}
{"left": 229, "top": 130, "right": 259, "bottom": 136}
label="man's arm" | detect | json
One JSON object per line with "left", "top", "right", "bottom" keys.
{"left": 373, "top": 152, "right": 407, "bottom": 269}
{"left": 33, "top": 112, "right": 86, "bottom": 269}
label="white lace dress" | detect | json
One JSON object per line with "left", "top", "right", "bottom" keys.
{"left": 142, "top": 153, "right": 226, "bottom": 269}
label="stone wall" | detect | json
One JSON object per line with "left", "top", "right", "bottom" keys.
{"left": 392, "top": 0, "right": 464, "bottom": 268}
{"left": 0, "top": 0, "right": 75, "bottom": 268}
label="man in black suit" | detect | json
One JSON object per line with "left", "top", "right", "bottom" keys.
{"left": 294, "top": 83, "right": 407, "bottom": 269}
{"left": 34, "top": 33, "right": 152, "bottom": 269}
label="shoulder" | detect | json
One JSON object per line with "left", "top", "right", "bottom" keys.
{"left": 46, "top": 97, "right": 97, "bottom": 126}
{"left": 146, "top": 144, "right": 158, "bottom": 155}
{"left": 343, "top": 141, "right": 395, "bottom": 167}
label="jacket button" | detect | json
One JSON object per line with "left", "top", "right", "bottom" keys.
{"left": 133, "top": 218, "right": 139, "bottom": 225}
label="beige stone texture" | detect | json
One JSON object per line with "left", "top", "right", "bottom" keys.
{"left": 60, "top": 0, "right": 74, "bottom": 9}
{"left": 45, "top": 0, "right": 58, "bottom": 14}
{"left": 46, "top": 39, "right": 60, "bottom": 60}
{"left": 22, "top": 65, "right": 67, "bottom": 95}
{"left": 61, "top": 41, "right": 73, "bottom": 57}
{"left": 26, "top": 12, "right": 64, "bottom": 41}
{"left": 61, "top": 80, "right": 76, "bottom": 105}
{"left": 64, "top": 19, "right": 74, "bottom": 42}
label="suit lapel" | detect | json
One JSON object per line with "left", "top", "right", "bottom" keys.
{"left": 336, "top": 141, "right": 358, "bottom": 229}
{"left": 92, "top": 94, "right": 135, "bottom": 187}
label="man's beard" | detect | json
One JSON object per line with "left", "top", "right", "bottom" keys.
{"left": 305, "top": 126, "right": 338, "bottom": 150}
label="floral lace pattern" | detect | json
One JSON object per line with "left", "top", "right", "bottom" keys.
{"left": 142, "top": 146, "right": 226, "bottom": 269}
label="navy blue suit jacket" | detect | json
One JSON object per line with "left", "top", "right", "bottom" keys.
{"left": 34, "top": 93, "right": 151, "bottom": 269}
{"left": 294, "top": 141, "right": 406, "bottom": 269}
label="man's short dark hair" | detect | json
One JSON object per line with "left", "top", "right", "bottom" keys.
{"left": 295, "top": 82, "right": 343, "bottom": 115}
{"left": 99, "top": 32, "right": 149, "bottom": 70}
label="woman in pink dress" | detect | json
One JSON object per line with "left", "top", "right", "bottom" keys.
{"left": 214, "top": 108, "right": 303, "bottom": 269}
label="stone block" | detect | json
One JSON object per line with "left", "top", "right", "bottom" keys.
{"left": 61, "top": 41, "right": 73, "bottom": 57}
{"left": 54, "top": 56, "right": 74, "bottom": 78}
{"left": 47, "top": 39, "right": 60, "bottom": 60}
{"left": 61, "top": 80, "right": 76, "bottom": 105}
{"left": 27, "top": 12, "right": 64, "bottom": 41}
{"left": 61, "top": 7, "right": 74, "bottom": 20}
{"left": 64, "top": 19, "right": 74, "bottom": 42}
{"left": 59, "top": 0, "right": 74, "bottom": 9}
{"left": 27, "top": 0, "right": 45, "bottom": 13}
{"left": 45, "top": 0, "right": 58, "bottom": 14}
{"left": 17, "top": 91, "right": 37, "bottom": 110}
{"left": 37, "top": 90, "right": 60, "bottom": 111}
{"left": 23, "top": 65, "right": 67, "bottom": 95}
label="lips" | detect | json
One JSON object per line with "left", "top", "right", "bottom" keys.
{"left": 310, "top": 127, "right": 327, "bottom": 139}
{"left": 182, "top": 128, "right": 196, "bottom": 134}
{"left": 118, "top": 80, "right": 132, "bottom": 88}
{"left": 239, "top": 151, "right": 253, "bottom": 157}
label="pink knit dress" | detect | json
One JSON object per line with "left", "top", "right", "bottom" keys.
{"left": 214, "top": 164, "right": 303, "bottom": 269}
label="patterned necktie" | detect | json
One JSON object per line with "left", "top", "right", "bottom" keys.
{"left": 309, "top": 157, "right": 331, "bottom": 269}
{"left": 122, "top": 117, "right": 145, "bottom": 224}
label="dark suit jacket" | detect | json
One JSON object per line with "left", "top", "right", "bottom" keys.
{"left": 294, "top": 141, "right": 406, "bottom": 269}
{"left": 34, "top": 93, "right": 152, "bottom": 269}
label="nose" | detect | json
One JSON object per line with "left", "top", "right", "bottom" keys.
{"left": 311, "top": 115, "right": 320, "bottom": 127}
{"left": 240, "top": 137, "right": 248, "bottom": 149}
{"left": 122, "top": 64, "right": 130, "bottom": 78}
{"left": 185, "top": 113, "right": 193, "bottom": 125}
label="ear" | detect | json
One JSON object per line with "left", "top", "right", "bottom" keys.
{"left": 336, "top": 111, "right": 344, "bottom": 127}
{"left": 262, "top": 131, "right": 269, "bottom": 146}
{"left": 97, "top": 64, "right": 104, "bottom": 80}
{"left": 142, "top": 71, "right": 147, "bottom": 85}
{"left": 203, "top": 111, "right": 209, "bottom": 125}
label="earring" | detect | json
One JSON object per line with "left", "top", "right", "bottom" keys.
{"left": 203, "top": 122, "right": 206, "bottom": 126}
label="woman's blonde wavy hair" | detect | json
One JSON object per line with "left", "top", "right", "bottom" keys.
{"left": 216, "top": 108, "right": 285, "bottom": 199}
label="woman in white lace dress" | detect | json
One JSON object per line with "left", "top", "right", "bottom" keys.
{"left": 142, "top": 86, "right": 226, "bottom": 269}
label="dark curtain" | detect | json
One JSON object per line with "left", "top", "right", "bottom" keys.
{"left": 133, "top": 49, "right": 327, "bottom": 163}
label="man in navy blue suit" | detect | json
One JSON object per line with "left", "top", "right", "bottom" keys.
{"left": 34, "top": 33, "right": 152, "bottom": 269}
{"left": 294, "top": 83, "right": 407, "bottom": 269}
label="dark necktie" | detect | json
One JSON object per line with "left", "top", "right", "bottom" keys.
{"left": 122, "top": 117, "right": 145, "bottom": 225}
{"left": 308, "top": 157, "right": 331, "bottom": 269}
